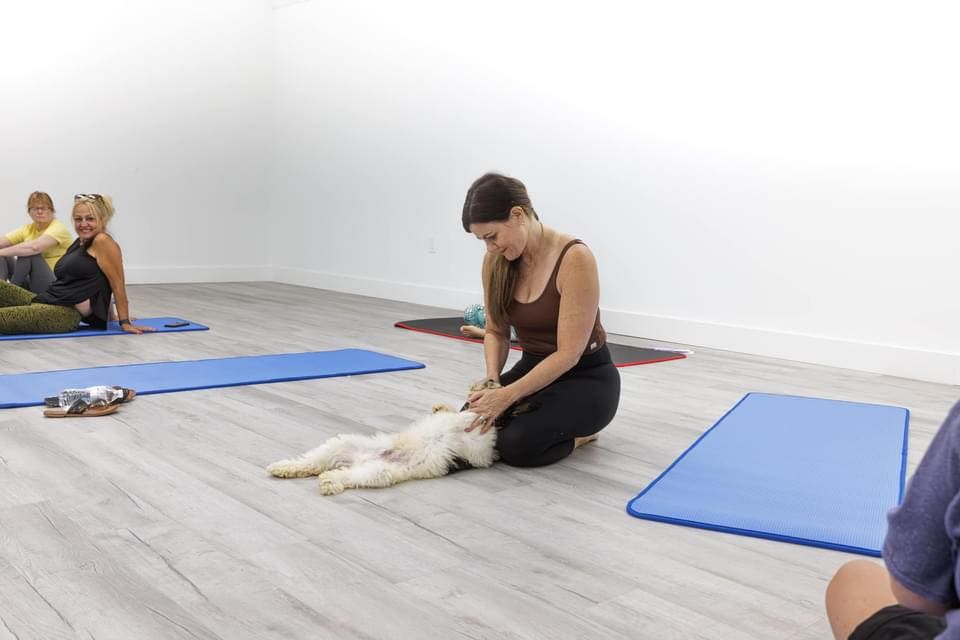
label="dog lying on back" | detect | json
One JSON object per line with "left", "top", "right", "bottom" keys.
{"left": 266, "top": 381, "right": 501, "bottom": 495}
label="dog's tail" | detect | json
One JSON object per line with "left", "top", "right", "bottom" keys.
{"left": 266, "top": 457, "right": 323, "bottom": 478}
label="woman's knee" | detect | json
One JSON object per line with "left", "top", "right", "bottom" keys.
{"left": 495, "top": 428, "right": 533, "bottom": 465}
{"left": 827, "top": 560, "right": 888, "bottom": 599}
{"left": 828, "top": 560, "right": 867, "bottom": 600}
{"left": 825, "top": 560, "right": 894, "bottom": 640}
{"left": 11, "top": 254, "right": 44, "bottom": 286}
{"left": 0, "top": 304, "right": 80, "bottom": 335}
{"left": 495, "top": 427, "right": 572, "bottom": 467}
{"left": 0, "top": 281, "right": 36, "bottom": 307}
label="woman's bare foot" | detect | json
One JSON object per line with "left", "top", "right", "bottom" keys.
{"left": 459, "top": 325, "right": 486, "bottom": 339}
{"left": 574, "top": 434, "right": 599, "bottom": 449}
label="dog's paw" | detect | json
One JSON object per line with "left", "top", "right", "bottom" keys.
{"left": 431, "top": 403, "right": 455, "bottom": 413}
{"left": 266, "top": 461, "right": 304, "bottom": 478}
{"left": 319, "top": 478, "right": 345, "bottom": 496}
{"left": 467, "top": 378, "right": 502, "bottom": 395}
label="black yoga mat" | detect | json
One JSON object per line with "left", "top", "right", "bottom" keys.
{"left": 395, "top": 317, "right": 687, "bottom": 368}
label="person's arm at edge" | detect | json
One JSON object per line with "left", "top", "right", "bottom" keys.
{"left": 889, "top": 577, "right": 949, "bottom": 616}
{"left": 89, "top": 234, "right": 152, "bottom": 334}
{"left": 884, "top": 402, "right": 960, "bottom": 616}
{"left": 0, "top": 234, "right": 56, "bottom": 257}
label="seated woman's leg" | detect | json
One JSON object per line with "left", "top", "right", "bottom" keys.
{"left": 11, "top": 255, "right": 55, "bottom": 294}
{"left": 0, "top": 303, "right": 81, "bottom": 334}
{"left": 495, "top": 362, "right": 620, "bottom": 467}
{"left": 825, "top": 560, "right": 898, "bottom": 639}
{"left": 0, "top": 281, "right": 37, "bottom": 308}
{"left": 496, "top": 410, "right": 577, "bottom": 467}
{"left": 0, "top": 256, "right": 14, "bottom": 281}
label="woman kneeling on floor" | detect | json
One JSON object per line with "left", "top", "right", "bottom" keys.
{"left": 0, "top": 194, "right": 153, "bottom": 335}
{"left": 461, "top": 173, "right": 621, "bottom": 467}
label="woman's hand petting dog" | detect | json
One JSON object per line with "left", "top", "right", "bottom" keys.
{"left": 466, "top": 386, "right": 517, "bottom": 434}
{"left": 467, "top": 377, "right": 500, "bottom": 394}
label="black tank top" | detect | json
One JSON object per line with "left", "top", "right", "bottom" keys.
{"left": 508, "top": 239, "right": 606, "bottom": 356}
{"left": 35, "top": 238, "right": 112, "bottom": 329}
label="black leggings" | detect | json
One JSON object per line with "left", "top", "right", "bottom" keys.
{"left": 495, "top": 345, "right": 621, "bottom": 467}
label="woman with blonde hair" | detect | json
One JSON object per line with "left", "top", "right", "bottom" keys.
{"left": 0, "top": 194, "right": 153, "bottom": 335}
{"left": 0, "top": 191, "right": 73, "bottom": 294}
{"left": 460, "top": 173, "right": 620, "bottom": 467}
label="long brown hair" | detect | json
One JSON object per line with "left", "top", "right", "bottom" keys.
{"left": 461, "top": 173, "right": 539, "bottom": 328}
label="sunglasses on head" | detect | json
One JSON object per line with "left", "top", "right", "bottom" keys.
{"left": 74, "top": 193, "right": 103, "bottom": 202}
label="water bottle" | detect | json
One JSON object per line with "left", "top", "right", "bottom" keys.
{"left": 44, "top": 385, "right": 123, "bottom": 409}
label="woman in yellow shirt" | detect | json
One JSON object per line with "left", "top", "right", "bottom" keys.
{"left": 0, "top": 191, "right": 73, "bottom": 294}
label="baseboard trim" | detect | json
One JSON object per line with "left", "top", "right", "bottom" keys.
{"left": 126, "top": 265, "right": 273, "bottom": 284}
{"left": 272, "top": 267, "right": 481, "bottom": 311}
{"left": 273, "top": 268, "right": 960, "bottom": 385}
{"left": 601, "top": 308, "right": 958, "bottom": 386}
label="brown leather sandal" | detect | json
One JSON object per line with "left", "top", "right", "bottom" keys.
{"left": 44, "top": 400, "right": 121, "bottom": 418}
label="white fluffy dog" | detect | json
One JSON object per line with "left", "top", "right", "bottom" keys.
{"left": 266, "top": 403, "right": 497, "bottom": 495}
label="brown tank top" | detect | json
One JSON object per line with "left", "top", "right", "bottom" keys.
{"left": 508, "top": 239, "right": 606, "bottom": 356}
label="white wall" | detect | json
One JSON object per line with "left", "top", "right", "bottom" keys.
{"left": 2, "top": 2, "right": 955, "bottom": 384}
{"left": 271, "top": 1, "right": 959, "bottom": 385}
{"left": 0, "top": 0, "right": 273, "bottom": 283}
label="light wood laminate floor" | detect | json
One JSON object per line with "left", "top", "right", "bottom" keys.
{"left": 0, "top": 282, "right": 955, "bottom": 640}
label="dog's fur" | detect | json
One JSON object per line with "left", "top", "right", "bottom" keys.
{"left": 266, "top": 402, "right": 498, "bottom": 495}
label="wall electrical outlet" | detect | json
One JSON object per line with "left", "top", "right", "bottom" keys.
{"left": 428, "top": 237, "right": 438, "bottom": 254}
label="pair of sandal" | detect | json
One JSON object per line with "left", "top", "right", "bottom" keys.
{"left": 42, "top": 387, "right": 137, "bottom": 418}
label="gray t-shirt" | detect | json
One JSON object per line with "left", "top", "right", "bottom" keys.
{"left": 884, "top": 400, "right": 960, "bottom": 638}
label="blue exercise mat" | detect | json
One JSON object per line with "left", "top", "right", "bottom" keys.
{"left": 0, "top": 349, "right": 424, "bottom": 409}
{"left": 627, "top": 392, "right": 909, "bottom": 556}
{"left": 0, "top": 317, "right": 208, "bottom": 341}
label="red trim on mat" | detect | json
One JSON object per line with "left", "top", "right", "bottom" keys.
{"left": 394, "top": 321, "right": 491, "bottom": 346}
{"left": 394, "top": 321, "right": 686, "bottom": 368}
{"left": 612, "top": 354, "right": 687, "bottom": 367}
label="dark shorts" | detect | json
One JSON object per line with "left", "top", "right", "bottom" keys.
{"left": 850, "top": 605, "right": 946, "bottom": 640}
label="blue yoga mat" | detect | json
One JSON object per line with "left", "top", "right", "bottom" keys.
{"left": 627, "top": 392, "right": 909, "bottom": 556}
{"left": 0, "top": 317, "right": 208, "bottom": 341}
{"left": 0, "top": 349, "right": 425, "bottom": 409}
